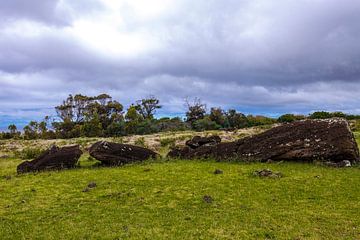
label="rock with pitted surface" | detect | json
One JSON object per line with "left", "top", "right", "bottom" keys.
{"left": 168, "top": 135, "right": 221, "bottom": 158}
{"left": 185, "top": 135, "right": 221, "bottom": 149}
{"left": 17, "top": 145, "right": 82, "bottom": 173}
{"left": 89, "top": 141, "right": 158, "bottom": 166}
{"left": 167, "top": 118, "right": 359, "bottom": 164}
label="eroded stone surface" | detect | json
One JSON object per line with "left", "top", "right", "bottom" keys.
{"left": 17, "top": 145, "right": 82, "bottom": 173}
{"left": 185, "top": 135, "right": 221, "bottom": 149}
{"left": 168, "top": 119, "right": 360, "bottom": 163}
{"left": 89, "top": 141, "right": 158, "bottom": 166}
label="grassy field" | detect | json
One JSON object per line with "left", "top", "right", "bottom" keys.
{"left": 0, "top": 129, "right": 360, "bottom": 239}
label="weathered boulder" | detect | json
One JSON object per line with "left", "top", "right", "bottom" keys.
{"left": 168, "top": 135, "right": 221, "bottom": 158}
{"left": 168, "top": 118, "right": 360, "bottom": 163}
{"left": 185, "top": 135, "right": 221, "bottom": 149}
{"left": 17, "top": 145, "right": 82, "bottom": 173}
{"left": 253, "top": 169, "right": 282, "bottom": 178}
{"left": 89, "top": 141, "right": 158, "bottom": 166}
{"left": 167, "top": 146, "right": 192, "bottom": 158}
{"left": 324, "top": 160, "right": 352, "bottom": 168}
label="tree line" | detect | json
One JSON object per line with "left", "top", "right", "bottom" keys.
{"left": 1, "top": 93, "right": 360, "bottom": 140}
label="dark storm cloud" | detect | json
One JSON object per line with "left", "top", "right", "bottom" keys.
{"left": 1, "top": 0, "right": 360, "bottom": 128}
{"left": 0, "top": 0, "right": 104, "bottom": 26}
{"left": 151, "top": 0, "right": 360, "bottom": 86}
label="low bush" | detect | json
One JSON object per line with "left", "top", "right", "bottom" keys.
{"left": 15, "top": 147, "right": 45, "bottom": 160}
{"left": 159, "top": 138, "right": 176, "bottom": 148}
{"left": 134, "top": 137, "right": 146, "bottom": 147}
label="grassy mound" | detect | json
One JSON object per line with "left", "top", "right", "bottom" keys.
{"left": 1, "top": 156, "right": 359, "bottom": 239}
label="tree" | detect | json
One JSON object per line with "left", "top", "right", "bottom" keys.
{"left": 7, "top": 124, "right": 20, "bottom": 139}
{"left": 247, "top": 115, "right": 276, "bottom": 127}
{"left": 84, "top": 94, "right": 123, "bottom": 130}
{"left": 226, "top": 109, "right": 248, "bottom": 128}
{"left": 55, "top": 93, "right": 123, "bottom": 125}
{"left": 209, "top": 107, "right": 226, "bottom": 127}
{"left": 55, "top": 94, "right": 75, "bottom": 122}
{"left": 135, "top": 96, "right": 161, "bottom": 119}
{"left": 193, "top": 116, "right": 221, "bottom": 131}
{"left": 80, "top": 112, "right": 103, "bottom": 137}
{"left": 53, "top": 93, "right": 124, "bottom": 137}
{"left": 278, "top": 114, "right": 306, "bottom": 123}
{"left": 8, "top": 124, "right": 17, "bottom": 134}
{"left": 125, "top": 105, "right": 143, "bottom": 134}
{"left": 309, "top": 111, "right": 332, "bottom": 119}
{"left": 331, "top": 111, "right": 346, "bottom": 118}
{"left": 185, "top": 97, "right": 207, "bottom": 123}
{"left": 105, "top": 121, "right": 125, "bottom": 136}
{"left": 155, "top": 117, "right": 190, "bottom": 132}
{"left": 278, "top": 114, "right": 296, "bottom": 123}
{"left": 23, "top": 121, "right": 40, "bottom": 139}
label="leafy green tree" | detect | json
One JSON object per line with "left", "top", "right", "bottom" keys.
{"left": 331, "top": 112, "right": 346, "bottom": 118}
{"left": 55, "top": 94, "right": 76, "bottom": 122}
{"left": 209, "top": 107, "right": 226, "bottom": 127}
{"left": 155, "top": 117, "right": 190, "bottom": 132}
{"left": 135, "top": 96, "right": 161, "bottom": 119}
{"left": 23, "top": 121, "right": 40, "bottom": 139}
{"left": 52, "top": 119, "right": 78, "bottom": 139}
{"left": 6, "top": 124, "right": 20, "bottom": 139}
{"left": 135, "top": 119, "right": 158, "bottom": 135}
{"left": 125, "top": 105, "right": 143, "bottom": 134}
{"left": 309, "top": 111, "right": 332, "bottom": 119}
{"left": 247, "top": 115, "right": 276, "bottom": 127}
{"left": 80, "top": 112, "right": 103, "bottom": 137}
{"left": 278, "top": 114, "right": 297, "bottom": 123}
{"left": 226, "top": 109, "right": 248, "bottom": 128}
{"left": 53, "top": 93, "right": 124, "bottom": 137}
{"left": 84, "top": 94, "right": 123, "bottom": 130}
{"left": 105, "top": 121, "right": 125, "bottom": 136}
{"left": 8, "top": 124, "right": 17, "bottom": 134}
{"left": 192, "top": 116, "right": 221, "bottom": 131}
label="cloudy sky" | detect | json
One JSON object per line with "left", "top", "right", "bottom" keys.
{"left": 1, "top": 0, "right": 360, "bottom": 129}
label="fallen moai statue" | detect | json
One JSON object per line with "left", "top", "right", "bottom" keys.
{"left": 185, "top": 135, "right": 221, "bottom": 149}
{"left": 168, "top": 118, "right": 360, "bottom": 164}
{"left": 89, "top": 141, "right": 158, "bottom": 165}
{"left": 168, "top": 135, "right": 221, "bottom": 158}
{"left": 17, "top": 145, "right": 82, "bottom": 173}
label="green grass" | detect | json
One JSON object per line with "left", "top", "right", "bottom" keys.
{"left": 0, "top": 156, "right": 359, "bottom": 239}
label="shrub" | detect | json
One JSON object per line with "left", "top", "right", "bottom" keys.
{"left": 278, "top": 114, "right": 297, "bottom": 123}
{"left": 105, "top": 121, "right": 125, "bottom": 137}
{"left": 15, "top": 147, "right": 45, "bottom": 160}
{"left": 160, "top": 138, "right": 176, "bottom": 147}
{"left": 155, "top": 117, "right": 190, "bottom": 132}
{"left": 192, "top": 116, "right": 221, "bottom": 131}
{"left": 136, "top": 119, "right": 158, "bottom": 135}
{"left": 309, "top": 111, "right": 333, "bottom": 119}
{"left": 247, "top": 115, "right": 277, "bottom": 127}
{"left": 226, "top": 109, "right": 248, "bottom": 129}
{"left": 134, "top": 137, "right": 146, "bottom": 147}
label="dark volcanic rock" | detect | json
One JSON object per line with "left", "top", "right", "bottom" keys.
{"left": 324, "top": 160, "right": 352, "bottom": 168}
{"left": 17, "top": 145, "right": 82, "bottom": 173}
{"left": 203, "top": 195, "right": 213, "bottom": 203}
{"left": 168, "top": 135, "right": 221, "bottom": 158}
{"left": 89, "top": 141, "right": 158, "bottom": 166}
{"left": 253, "top": 169, "right": 282, "bottom": 178}
{"left": 167, "top": 119, "right": 360, "bottom": 163}
{"left": 185, "top": 135, "right": 221, "bottom": 149}
{"left": 167, "top": 146, "right": 192, "bottom": 158}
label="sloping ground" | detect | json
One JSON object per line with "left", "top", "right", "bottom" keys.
{"left": 0, "top": 157, "right": 359, "bottom": 239}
